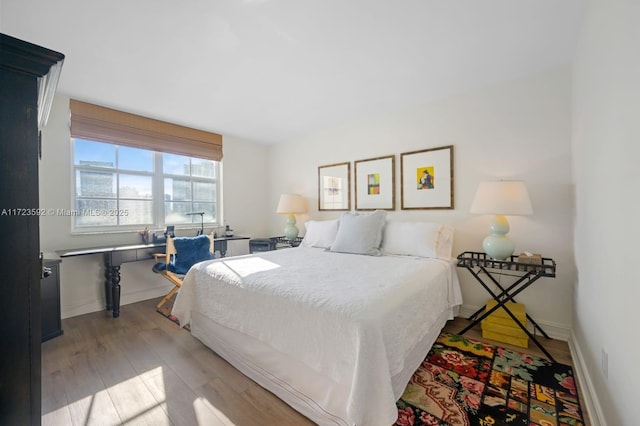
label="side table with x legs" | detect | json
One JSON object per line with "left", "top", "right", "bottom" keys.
{"left": 456, "top": 251, "right": 557, "bottom": 362}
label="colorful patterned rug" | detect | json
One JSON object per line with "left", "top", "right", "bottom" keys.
{"left": 396, "top": 333, "right": 584, "bottom": 426}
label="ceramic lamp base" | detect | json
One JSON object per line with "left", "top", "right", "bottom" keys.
{"left": 283, "top": 214, "right": 299, "bottom": 241}
{"left": 483, "top": 214, "right": 515, "bottom": 260}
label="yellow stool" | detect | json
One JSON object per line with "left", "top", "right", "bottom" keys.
{"left": 481, "top": 299, "right": 529, "bottom": 348}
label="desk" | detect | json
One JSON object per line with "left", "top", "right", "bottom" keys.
{"left": 57, "top": 236, "right": 249, "bottom": 318}
{"left": 456, "top": 251, "right": 557, "bottom": 361}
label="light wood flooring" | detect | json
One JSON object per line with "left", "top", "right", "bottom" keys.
{"left": 42, "top": 298, "right": 585, "bottom": 425}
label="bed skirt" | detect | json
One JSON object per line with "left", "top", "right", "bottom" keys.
{"left": 189, "top": 306, "right": 453, "bottom": 426}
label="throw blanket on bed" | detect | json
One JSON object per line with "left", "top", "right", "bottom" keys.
{"left": 172, "top": 247, "right": 462, "bottom": 426}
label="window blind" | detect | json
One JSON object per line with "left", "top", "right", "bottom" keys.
{"left": 69, "top": 99, "right": 223, "bottom": 161}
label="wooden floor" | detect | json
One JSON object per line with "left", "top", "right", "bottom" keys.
{"left": 442, "top": 316, "right": 575, "bottom": 366}
{"left": 42, "top": 298, "right": 584, "bottom": 426}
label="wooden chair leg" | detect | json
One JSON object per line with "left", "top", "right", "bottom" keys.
{"left": 156, "top": 285, "right": 180, "bottom": 309}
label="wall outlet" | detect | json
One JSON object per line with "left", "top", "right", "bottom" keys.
{"left": 601, "top": 348, "right": 608, "bottom": 379}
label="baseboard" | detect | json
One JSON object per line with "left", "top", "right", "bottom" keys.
{"left": 61, "top": 299, "right": 107, "bottom": 319}
{"left": 61, "top": 284, "right": 173, "bottom": 319}
{"left": 458, "top": 304, "right": 571, "bottom": 341}
{"left": 119, "top": 285, "right": 173, "bottom": 309}
{"left": 568, "top": 330, "right": 607, "bottom": 426}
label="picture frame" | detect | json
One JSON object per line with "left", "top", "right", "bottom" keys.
{"left": 354, "top": 155, "right": 395, "bottom": 210}
{"left": 401, "top": 145, "right": 454, "bottom": 210}
{"left": 318, "top": 162, "right": 351, "bottom": 211}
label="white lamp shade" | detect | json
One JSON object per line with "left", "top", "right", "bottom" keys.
{"left": 276, "top": 193, "right": 307, "bottom": 214}
{"left": 470, "top": 181, "right": 533, "bottom": 215}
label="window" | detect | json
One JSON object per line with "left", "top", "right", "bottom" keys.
{"left": 162, "top": 153, "right": 218, "bottom": 225}
{"left": 69, "top": 99, "right": 223, "bottom": 233}
{"left": 72, "top": 138, "right": 220, "bottom": 231}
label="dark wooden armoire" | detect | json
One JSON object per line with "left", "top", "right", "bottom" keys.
{"left": 0, "top": 33, "right": 64, "bottom": 425}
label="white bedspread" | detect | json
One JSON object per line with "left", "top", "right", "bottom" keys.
{"left": 172, "top": 247, "right": 462, "bottom": 426}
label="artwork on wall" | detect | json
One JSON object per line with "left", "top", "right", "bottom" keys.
{"left": 354, "top": 155, "right": 395, "bottom": 210}
{"left": 318, "top": 162, "right": 351, "bottom": 211}
{"left": 401, "top": 145, "right": 454, "bottom": 209}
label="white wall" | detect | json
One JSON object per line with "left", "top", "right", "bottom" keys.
{"left": 39, "top": 96, "right": 269, "bottom": 318}
{"left": 220, "top": 134, "right": 270, "bottom": 240}
{"left": 267, "top": 66, "right": 575, "bottom": 338}
{"left": 572, "top": 1, "right": 640, "bottom": 424}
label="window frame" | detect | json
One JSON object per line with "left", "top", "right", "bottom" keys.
{"left": 161, "top": 154, "right": 221, "bottom": 228}
{"left": 71, "top": 138, "right": 222, "bottom": 234}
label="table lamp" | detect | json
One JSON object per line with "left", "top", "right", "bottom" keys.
{"left": 470, "top": 180, "right": 533, "bottom": 260}
{"left": 276, "top": 193, "right": 307, "bottom": 241}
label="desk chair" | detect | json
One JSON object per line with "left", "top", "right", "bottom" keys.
{"left": 152, "top": 233, "right": 215, "bottom": 309}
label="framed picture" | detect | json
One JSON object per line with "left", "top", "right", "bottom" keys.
{"left": 318, "top": 162, "right": 351, "bottom": 211}
{"left": 354, "top": 155, "right": 395, "bottom": 210}
{"left": 401, "top": 145, "right": 454, "bottom": 209}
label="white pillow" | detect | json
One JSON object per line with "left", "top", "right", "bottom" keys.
{"left": 436, "top": 224, "right": 454, "bottom": 259}
{"left": 381, "top": 221, "right": 453, "bottom": 259}
{"left": 300, "top": 219, "right": 339, "bottom": 248}
{"left": 329, "top": 210, "right": 387, "bottom": 255}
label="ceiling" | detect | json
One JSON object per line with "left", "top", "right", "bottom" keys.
{"left": 1, "top": 0, "right": 585, "bottom": 144}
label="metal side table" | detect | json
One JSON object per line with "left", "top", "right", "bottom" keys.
{"left": 456, "top": 251, "right": 557, "bottom": 362}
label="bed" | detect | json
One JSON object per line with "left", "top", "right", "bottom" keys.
{"left": 172, "top": 214, "right": 463, "bottom": 426}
